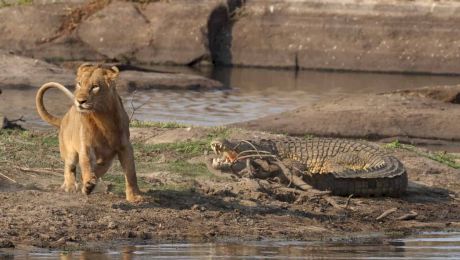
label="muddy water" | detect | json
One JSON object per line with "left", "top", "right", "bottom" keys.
{"left": 2, "top": 232, "right": 460, "bottom": 259}
{"left": 1, "top": 67, "right": 460, "bottom": 128}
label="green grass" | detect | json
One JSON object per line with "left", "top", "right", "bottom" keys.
{"left": 130, "top": 120, "right": 187, "bottom": 129}
{"left": 132, "top": 125, "right": 230, "bottom": 159}
{"left": 384, "top": 139, "right": 460, "bottom": 169}
{"left": 166, "top": 161, "right": 213, "bottom": 178}
{"left": 384, "top": 139, "right": 402, "bottom": 149}
{"left": 0, "top": 129, "right": 62, "bottom": 169}
{"left": 0, "top": 0, "right": 32, "bottom": 7}
{"left": 303, "top": 134, "right": 315, "bottom": 140}
{"left": 133, "top": 140, "right": 209, "bottom": 159}
{"left": 1, "top": 126, "right": 226, "bottom": 194}
{"left": 428, "top": 152, "right": 460, "bottom": 169}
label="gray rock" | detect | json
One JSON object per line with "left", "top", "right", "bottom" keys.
{"left": 0, "top": 52, "right": 222, "bottom": 90}
{"left": 0, "top": 51, "right": 75, "bottom": 88}
{"left": 0, "top": 4, "right": 66, "bottom": 53}
{"left": 134, "top": 0, "right": 222, "bottom": 65}
{"left": 227, "top": 0, "right": 460, "bottom": 73}
{"left": 3, "top": 0, "right": 460, "bottom": 73}
{"left": 78, "top": 1, "right": 153, "bottom": 60}
{"left": 0, "top": 3, "right": 104, "bottom": 61}
{"left": 118, "top": 70, "right": 222, "bottom": 90}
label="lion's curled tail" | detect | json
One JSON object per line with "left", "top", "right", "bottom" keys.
{"left": 36, "top": 82, "right": 74, "bottom": 128}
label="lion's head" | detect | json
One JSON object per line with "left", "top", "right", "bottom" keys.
{"left": 74, "top": 64, "right": 120, "bottom": 113}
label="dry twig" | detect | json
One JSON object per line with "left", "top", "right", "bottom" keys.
{"left": 376, "top": 207, "right": 398, "bottom": 220}
{"left": 324, "top": 196, "right": 343, "bottom": 209}
{"left": 0, "top": 172, "right": 17, "bottom": 183}
{"left": 14, "top": 166, "right": 62, "bottom": 177}
{"left": 344, "top": 194, "right": 354, "bottom": 209}
{"left": 128, "top": 90, "right": 150, "bottom": 122}
{"left": 397, "top": 211, "right": 418, "bottom": 221}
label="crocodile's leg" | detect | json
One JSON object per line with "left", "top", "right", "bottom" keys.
{"left": 238, "top": 159, "right": 256, "bottom": 178}
{"left": 272, "top": 158, "right": 314, "bottom": 191}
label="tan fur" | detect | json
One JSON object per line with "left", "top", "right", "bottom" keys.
{"left": 36, "top": 64, "right": 143, "bottom": 202}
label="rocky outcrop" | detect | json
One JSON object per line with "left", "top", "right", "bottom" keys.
{"left": 0, "top": 2, "right": 105, "bottom": 61}
{"left": 0, "top": 52, "right": 222, "bottom": 90}
{"left": 233, "top": 85, "right": 460, "bottom": 141}
{"left": 0, "top": 51, "right": 74, "bottom": 88}
{"left": 227, "top": 0, "right": 460, "bottom": 73}
{"left": 2, "top": 0, "right": 460, "bottom": 74}
{"left": 77, "top": 1, "right": 152, "bottom": 60}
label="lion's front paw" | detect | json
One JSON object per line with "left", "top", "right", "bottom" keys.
{"left": 61, "top": 182, "right": 79, "bottom": 193}
{"left": 82, "top": 178, "right": 97, "bottom": 195}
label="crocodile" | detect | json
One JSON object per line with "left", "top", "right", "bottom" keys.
{"left": 210, "top": 137, "right": 407, "bottom": 197}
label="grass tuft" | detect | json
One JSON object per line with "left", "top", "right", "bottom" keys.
{"left": 130, "top": 120, "right": 187, "bottom": 129}
{"left": 384, "top": 139, "right": 460, "bottom": 169}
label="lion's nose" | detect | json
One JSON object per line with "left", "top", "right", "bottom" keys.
{"left": 76, "top": 98, "right": 87, "bottom": 105}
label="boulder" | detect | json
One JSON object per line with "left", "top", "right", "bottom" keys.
{"left": 226, "top": 0, "right": 460, "bottom": 73}
{"left": 0, "top": 51, "right": 75, "bottom": 88}
{"left": 118, "top": 70, "right": 222, "bottom": 90}
{"left": 78, "top": 1, "right": 153, "bottom": 60}
{"left": 0, "top": 2, "right": 105, "bottom": 61}
{"left": 0, "top": 52, "right": 221, "bottom": 90}
{"left": 134, "top": 0, "right": 223, "bottom": 65}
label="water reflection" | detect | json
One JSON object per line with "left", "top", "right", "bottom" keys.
{"left": 3, "top": 232, "right": 460, "bottom": 259}
{"left": 1, "top": 67, "right": 460, "bottom": 128}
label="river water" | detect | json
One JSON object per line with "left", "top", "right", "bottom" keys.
{"left": 2, "top": 232, "right": 460, "bottom": 259}
{"left": 1, "top": 67, "right": 460, "bottom": 128}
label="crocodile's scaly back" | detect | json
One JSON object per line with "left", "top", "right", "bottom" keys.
{"left": 273, "top": 138, "right": 388, "bottom": 174}
{"left": 254, "top": 137, "right": 407, "bottom": 197}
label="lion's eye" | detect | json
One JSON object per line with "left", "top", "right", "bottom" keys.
{"left": 76, "top": 82, "right": 81, "bottom": 88}
{"left": 92, "top": 85, "right": 100, "bottom": 93}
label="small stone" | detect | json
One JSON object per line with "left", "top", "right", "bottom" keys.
{"left": 107, "top": 221, "right": 117, "bottom": 229}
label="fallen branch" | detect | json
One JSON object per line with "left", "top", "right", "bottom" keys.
{"left": 0, "top": 172, "right": 17, "bottom": 183}
{"left": 376, "top": 207, "right": 398, "bottom": 221}
{"left": 323, "top": 196, "right": 345, "bottom": 210}
{"left": 397, "top": 211, "right": 418, "bottom": 221}
{"left": 14, "top": 166, "right": 62, "bottom": 177}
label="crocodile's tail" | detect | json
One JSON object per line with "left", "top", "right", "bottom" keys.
{"left": 36, "top": 82, "right": 74, "bottom": 128}
{"left": 307, "top": 156, "right": 408, "bottom": 197}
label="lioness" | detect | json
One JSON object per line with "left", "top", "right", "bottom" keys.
{"left": 36, "top": 64, "right": 143, "bottom": 202}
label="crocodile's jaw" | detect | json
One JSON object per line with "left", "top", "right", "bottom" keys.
{"left": 210, "top": 140, "right": 238, "bottom": 169}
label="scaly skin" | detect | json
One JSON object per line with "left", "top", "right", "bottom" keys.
{"left": 210, "top": 137, "right": 407, "bottom": 197}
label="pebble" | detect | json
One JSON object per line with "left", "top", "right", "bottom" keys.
{"left": 191, "top": 204, "right": 206, "bottom": 211}
{"left": 108, "top": 221, "right": 117, "bottom": 229}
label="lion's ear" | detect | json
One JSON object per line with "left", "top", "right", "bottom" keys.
{"left": 106, "top": 66, "right": 120, "bottom": 81}
{"left": 77, "top": 63, "right": 93, "bottom": 76}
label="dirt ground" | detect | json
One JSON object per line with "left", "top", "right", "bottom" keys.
{"left": 0, "top": 125, "right": 459, "bottom": 250}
